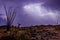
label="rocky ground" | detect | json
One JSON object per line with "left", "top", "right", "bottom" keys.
{"left": 0, "top": 25, "right": 60, "bottom": 40}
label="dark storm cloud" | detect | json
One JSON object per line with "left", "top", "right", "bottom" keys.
{"left": 2, "top": 0, "right": 60, "bottom": 10}
{"left": 43, "top": 0, "right": 60, "bottom": 11}
{"left": 0, "top": 14, "right": 3, "bottom": 16}
{"left": 3, "top": 0, "right": 34, "bottom": 1}
{"left": 0, "top": 17, "right": 6, "bottom": 26}
{"left": 0, "top": 0, "right": 60, "bottom": 27}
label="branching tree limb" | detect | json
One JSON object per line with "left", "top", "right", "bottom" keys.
{"left": 3, "top": 5, "right": 17, "bottom": 31}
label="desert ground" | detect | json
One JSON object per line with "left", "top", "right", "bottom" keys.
{"left": 0, "top": 25, "right": 60, "bottom": 40}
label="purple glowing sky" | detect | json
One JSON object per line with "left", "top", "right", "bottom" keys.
{"left": 0, "top": 0, "right": 60, "bottom": 27}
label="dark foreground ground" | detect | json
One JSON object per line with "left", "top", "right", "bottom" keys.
{"left": 0, "top": 25, "right": 60, "bottom": 40}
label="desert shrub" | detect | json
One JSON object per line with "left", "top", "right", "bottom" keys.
{"left": 19, "top": 33, "right": 30, "bottom": 40}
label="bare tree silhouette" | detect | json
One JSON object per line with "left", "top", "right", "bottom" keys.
{"left": 3, "top": 4, "right": 17, "bottom": 31}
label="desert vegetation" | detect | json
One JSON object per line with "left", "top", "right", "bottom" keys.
{"left": 0, "top": 25, "right": 60, "bottom": 40}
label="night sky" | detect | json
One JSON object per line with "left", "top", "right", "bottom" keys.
{"left": 0, "top": 0, "right": 60, "bottom": 27}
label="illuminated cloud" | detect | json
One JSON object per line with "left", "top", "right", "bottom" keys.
{"left": 23, "top": 3, "right": 58, "bottom": 20}
{"left": 0, "top": 0, "right": 60, "bottom": 26}
{"left": 0, "top": 15, "right": 7, "bottom": 20}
